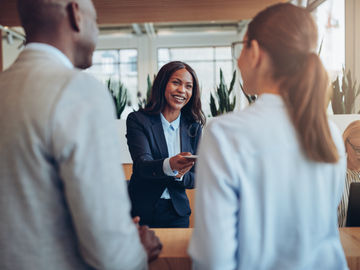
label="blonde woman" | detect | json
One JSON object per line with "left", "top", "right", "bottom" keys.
{"left": 338, "top": 120, "right": 360, "bottom": 227}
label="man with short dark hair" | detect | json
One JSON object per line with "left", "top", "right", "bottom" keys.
{"left": 0, "top": 0, "right": 161, "bottom": 269}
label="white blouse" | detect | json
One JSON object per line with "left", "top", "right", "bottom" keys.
{"left": 189, "top": 94, "right": 348, "bottom": 270}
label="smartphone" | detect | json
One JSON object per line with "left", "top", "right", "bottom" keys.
{"left": 183, "top": 155, "right": 199, "bottom": 161}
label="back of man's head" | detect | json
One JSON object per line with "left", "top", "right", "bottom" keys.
{"left": 17, "top": 0, "right": 69, "bottom": 37}
{"left": 17, "top": 0, "right": 98, "bottom": 69}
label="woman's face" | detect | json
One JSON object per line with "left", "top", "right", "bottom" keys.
{"left": 163, "top": 68, "right": 193, "bottom": 113}
{"left": 346, "top": 133, "right": 360, "bottom": 170}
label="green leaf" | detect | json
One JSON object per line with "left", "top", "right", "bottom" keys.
{"left": 116, "top": 82, "right": 128, "bottom": 118}
{"left": 230, "top": 96, "right": 236, "bottom": 111}
{"left": 138, "top": 74, "right": 155, "bottom": 109}
{"left": 209, "top": 68, "right": 239, "bottom": 116}
{"left": 210, "top": 93, "right": 219, "bottom": 117}
{"left": 229, "top": 70, "right": 236, "bottom": 94}
{"left": 240, "top": 82, "right": 256, "bottom": 104}
{"left": 341, "top": 68, "right": 358, "bottom": 114}
{"left": 318, "top": 37, "right": 324, "bottom": 56}
{"left": 107, "top": 79, "right": 128, "bottom": 119}
{"left": 331, "top": 76, "right": 345, "bottom": 114}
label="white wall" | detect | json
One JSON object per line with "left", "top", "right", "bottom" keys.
{"left": 345, "top": 0, "right": 360, "bottom": 112}
{"left": 330, "top": 114, "right": 360, "bottom": 134}
{"left": 2, "top": 37, "right": 23, "bottom": 70}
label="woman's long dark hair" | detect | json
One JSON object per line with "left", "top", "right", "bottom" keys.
{"left": 246, "top": 3, "right": 338, "bottom": 163}
{"left": 143, "top": 61, "right": 206, "bottom": 125}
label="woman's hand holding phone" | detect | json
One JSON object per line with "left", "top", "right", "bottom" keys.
{"left": 169, "top": 152, "right": 195, "bottom": 173}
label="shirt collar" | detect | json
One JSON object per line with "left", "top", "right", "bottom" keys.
{"left": 256, "top": 93, "right": 284, "bottom": 107}
{"left": 24, "top": 43, "right": 74, "bottom": 69}
{"left": 160, "top": 113, "right": 181, "bottom": 131}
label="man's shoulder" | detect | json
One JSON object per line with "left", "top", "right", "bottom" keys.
{"left": 66, "top": 70, "right": 105, "bottom": 91}
{"left": 6, "top": 49, "right": 102, "bottom": 92}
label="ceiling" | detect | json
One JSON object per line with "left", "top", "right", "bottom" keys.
{"left": 98, "top": 21, "right": 249, "bottom": 37}
{"left": 0, "top": 0, "right": 328, "bottom": 41}
{"left": 0, "top": 0, "right": 286, "bottom": 27}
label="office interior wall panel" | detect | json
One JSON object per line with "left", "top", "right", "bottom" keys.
{"left": 0, "top": 37, "right": 2, "bottom": 72}
{"left": 345, "top": 0, "right": 360, "bottom": 112}
{"left": 0, "top": 0, "right": 18, "bottom": 26}
{"left": 0, "top": 0, "right": 286, "bottom": 27}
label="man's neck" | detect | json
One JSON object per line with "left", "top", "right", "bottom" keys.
{"left": 26, "top": 34, "right": 74, "bottom": 66}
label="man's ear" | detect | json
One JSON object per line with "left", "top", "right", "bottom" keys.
{"left": 249, "top": 39, "right": 261, "bottom": 69}
{"left": 67, "top": 2, "right": 81, "bottom": 32}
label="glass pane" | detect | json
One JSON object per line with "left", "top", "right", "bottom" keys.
{"left": 120, "top": 64, "right": 138, "bottom": 95}
{"left": 158, "top": 49, "right": 170, "bottom": 62}
{"left": 215, "top": 47, "right": 232, "bottom": 60}
{"left": 87, "top": 49, "right": 139, "bottom": 119}
{"left": 314, "top": 0, "right": 344, "bottom": 80}
{"left": 86, "top": 63, "right": 120, "bottom": 83}
{"left": 92, "top": 50, "right": 118, "bottom": 65}
{"left": 169, "top": 47, "right": 214, "bottom": 61}
{"left": 120, "top": 62, "right": 137, "bottom": 77}
{"left": 158, "top": 61, "right": 168, "bottom": 70}
{"left": 119, "top": 53, "right": 138, "bottom": 119}
{"left": 119, "top": 49, "right": 137, "bottom": 63}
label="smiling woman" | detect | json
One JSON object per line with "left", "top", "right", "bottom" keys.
{"left": 125, "top": 61, "right": 205, "bottom": 228}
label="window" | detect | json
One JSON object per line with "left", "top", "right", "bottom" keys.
{"left": 86, "top": 49, "right": 138, "bottom": 118}
{"left": 313, "top": 0, "right": 345, "bottom": 80}
{"left": 158, "top": 46, "right": 233, "bottom": 116}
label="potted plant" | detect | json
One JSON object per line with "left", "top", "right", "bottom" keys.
{"left": 209, "top": 69, "right": 236, "bottom": 116}
{"left": 137, "top": 74, "right": 154, "bottom": 109}
{"left": 106, "top": 79, "right": 132, "bottom": 163}
{"left": 107, "top": 79, "right": 128, "bottom": 119}
{"left": 329, "top": 68, "right": 360, "bottom": 135}
{"left": 331, "top": 68, "right": 360, "bottom": 114}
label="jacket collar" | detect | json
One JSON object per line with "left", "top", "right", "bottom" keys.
{"left": 150, "top": 114, "right": 192, "bottom": 156}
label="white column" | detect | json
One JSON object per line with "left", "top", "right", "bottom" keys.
{"left": 345, "top": 0, "right": 360, "bottom": 83}
{"left": 345, "top": 0, "right": 360, "bottom": 111}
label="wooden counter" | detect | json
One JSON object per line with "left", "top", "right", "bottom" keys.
{"left": 340, "top": 227, "right": 360, "bottom": 269}
{"left": 149, "top": 229, "right": 192, "bottom": 270}
{"left": 149, "top": 228, "right": 360, "bottom": 270}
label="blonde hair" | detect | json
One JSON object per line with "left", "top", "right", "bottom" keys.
{"left": 343, "top": 120, "right": 360, "bottom": 145}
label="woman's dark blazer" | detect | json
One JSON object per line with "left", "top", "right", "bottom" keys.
{"left": 126, "top": 110, "right": 202, "bottom": 223}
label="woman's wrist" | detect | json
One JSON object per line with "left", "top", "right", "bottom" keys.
{"left": 163, "top": 157, "right": 178, "bottom": 176}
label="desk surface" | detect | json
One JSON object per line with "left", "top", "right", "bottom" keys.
{"left": 340, "top": 227, "right": 360, "bottom": 269}
{"left": 153, "top": 229, "right": 192, "bottom": 258}
{"left": 149, "top": 229, "right": 192, "bottom": 270}
{"left": 149, "top": 228, "right": 360, "bottom": 270}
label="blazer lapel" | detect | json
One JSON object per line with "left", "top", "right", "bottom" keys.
{"left": 151, "top": 116, "right": 169, "bottom": 158}
{"left": 180, "top": 117, "right": 192, "bottom": 153}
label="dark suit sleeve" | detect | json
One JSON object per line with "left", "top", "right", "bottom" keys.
{"left": 126, "top": 112, "right": 171, "bottom": 183}
{"left": 170, "top": 124, "right": 203, "bottom": 189}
